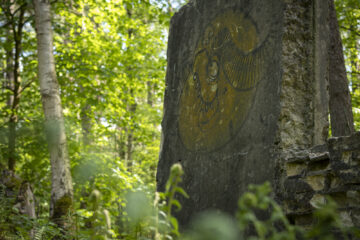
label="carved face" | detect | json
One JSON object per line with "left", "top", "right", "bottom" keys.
{"left": 178, "top": 10, "right": 268, "bottom": 152}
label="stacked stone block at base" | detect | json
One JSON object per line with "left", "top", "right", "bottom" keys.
{"left": 281, "top": 132, "right": 360, "bottom": 227}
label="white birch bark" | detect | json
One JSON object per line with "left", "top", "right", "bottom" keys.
{"left": 33, "top": 0, "right": 73, "bottom": 227}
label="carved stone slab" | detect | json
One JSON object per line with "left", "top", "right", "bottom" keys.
{"left": 157, "top": 0, "right": 329, "bottom": 225}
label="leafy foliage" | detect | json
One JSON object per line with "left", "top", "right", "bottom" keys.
{"left": 237, "top": 182, "right": 298, "bottom": 240}
{"left": 159, "top": 163, "right": 189, "bottom": 237}
{"left": 0, "top": 183, "right": 61, "bottom": 240}
{"left": 2, "top": 164, "right": 360, "bottom": 239}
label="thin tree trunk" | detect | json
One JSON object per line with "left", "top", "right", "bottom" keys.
{"left": 328, "top": 0, "right": 355, "bottom": 136}
{"left": 350, "top": 41, "right": 359, "bottom": 95}
{"left": 79, "top": 7, "right": 93, "bottom": 148}
{"left": 80, "top": 103, "right": 92, "bottom": 146}
{"left": 124, "top": 7, "right": 137, "bottom": 171}
{"left": 8, "top": 7, "right": 24, "bottom": 171}
{"left": 126, "top": 95, "right": 137, "bottom": 171}
{"left": 2, "top": 2, "right": 26, "bottom": 171}
{"left": 118, "top": 127, "right": 126, "bottom": 160}
{"left": 5, "top": 30, "right": 16, "bottom": 171}
{"left": 147, "top": 81, "right": 153, "bottom": 106}
{"left": 126, "top": 126, "right": 134, "bottom": 170}
{"left": 33, "top": 0, "right": 73, "bottom": 230}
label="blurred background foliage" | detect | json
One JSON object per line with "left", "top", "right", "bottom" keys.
{"left": 0, "top": 0, "right": 359, "bottom": 239}
{"left": 0, "top": 0, "right": 187, "bottom": 238}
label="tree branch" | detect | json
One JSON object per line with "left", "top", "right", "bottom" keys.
{"left": 12, "top": 2, "right": 27, "bottom": 17}
{"left": 23, "top": 15, "right": 33, "bottom": 25}
{"left": 340, "top": 25, "right": 360, "bottom": 37}
{"left": 0, "top": 20, "right": 12, "bottom": 29}
{"left": 347, "top": 71, "right": 360, "bottom": 75}
{"left": 3, "top": 85, "right": 15, "bottom": 92}
{"left": 19, "top": 78, "right": 35, "bottom": 94}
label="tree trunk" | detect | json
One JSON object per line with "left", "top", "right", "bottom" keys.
{"left": 117, "top": 127, "right": 126, "bottom": 160}
{"left": 18, "top": 182, "right": 37, "bottom": 238}
{"left": 350, "top": 41, "right": 359, "bottom": 96}
{"left": 2, "top": 2, "right": 26, "bottom": 172}
{"left": 5, "top": 30, "right": 16, "bottom": 171}
{"left": 124, "top": 7, "right": 137, "bottom": 171}
{"left": 147, "top": 81, "right": 153, "bottom": 106}
{"left": 126, "top": 125, "right": 134, "bottom": 170}
{"left": 126, "top": 96, "right": 137, "bottom": 171}
{"left": 0, "top": 170, "right": 36, "bottom": 238}
{"left": 8, "top": 9, "right": 24, "bottom": 171}
{"left": 33, "top": 0, "right": 73, "bottom": 230}
{"left": 328, "top": 0, "right": 355, "bottom": 136}
{"left": 80, "top": 103, "right": 92, "bottom": 146}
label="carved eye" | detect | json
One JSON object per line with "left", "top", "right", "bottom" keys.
{"left": 207, "top": 60, "right": 219, "bottom": 83}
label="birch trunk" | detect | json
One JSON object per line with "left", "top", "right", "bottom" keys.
{"left": 33, "top": 0, "right": 73, "bottom": 229}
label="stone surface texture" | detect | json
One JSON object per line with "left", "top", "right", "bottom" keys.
{"left": 280, "top": 132, "right": 360, "bottom": 227}
{"left": 157, "top": 0, "right": 331, "bottom": 226}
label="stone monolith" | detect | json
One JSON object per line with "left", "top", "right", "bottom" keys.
{"left": 157, "top": 0, "right": 330, "bottom": 225}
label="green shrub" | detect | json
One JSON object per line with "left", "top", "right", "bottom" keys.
{"left": 2, "top": 164, "right": 360, "bottom": 239}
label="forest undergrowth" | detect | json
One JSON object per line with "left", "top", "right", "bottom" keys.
{"left": 1, "top": 163, "right": 360, "bottom": 240}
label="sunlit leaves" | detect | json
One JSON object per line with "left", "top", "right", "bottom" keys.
{"left": 0, "top": 0, "right": 188, "bottom": 237}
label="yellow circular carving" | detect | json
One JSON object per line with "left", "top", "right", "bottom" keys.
{"left": 178, "top": 10, "right": 267, "bottom": 152}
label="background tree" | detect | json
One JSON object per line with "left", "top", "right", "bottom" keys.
{"left": 335, "top": 0, "right": 360, "bottom": 130}
{"left": 34, "top": 0, "right": 73, "bottom": 230}
{"left": 1, "top": 0, "right": 184, "bottom": 237}
{"left": 329, "top": 0, "right": 355, "bottom": 136}
{"left": 0, "top": 0, "right": 35, "bottom": 171}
